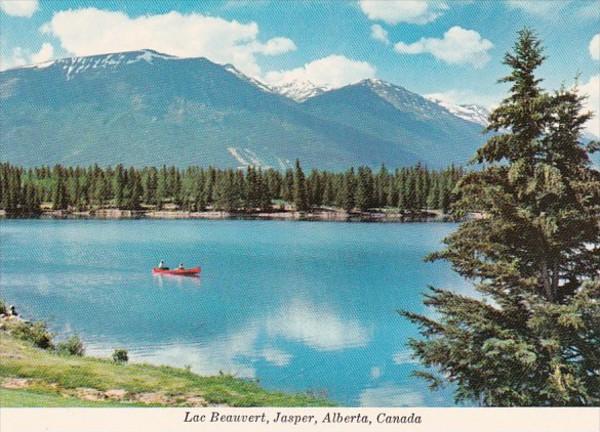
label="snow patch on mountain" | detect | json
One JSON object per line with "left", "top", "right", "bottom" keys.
{"left": 28, "top": 49, "right": 175, "bottom": 80}
{"left": 359, "top": 79, "right": 459, "bottom": 121}
{"left": 269, "top": 80, "right": 331, "bottom": 102}
{"left": 227, "top": 147, "right": 273, "bottom": 169}
{"left": 425, "top": 96, "right": 490, "bottom": 126}
{"left": 224, "top": 64, "right": 274, "bottom": 94}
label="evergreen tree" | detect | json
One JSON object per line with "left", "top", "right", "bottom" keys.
{"left": 68, "top": 174, "right": 81, "bottom": 210}
{"left": 214, "top": 170, "right": 237, "bottom": 211}
{"left": 126, "top": 167, "right": 142, "bottom": 210}
{"left": 403, "top": 170, "right": 417, "bottom": 211}
{"left": 293, "top": 160, "right": 309, "bottom": 212}
{"left": 355, "top": 166, "right": 374, "bottom": 211}
{"left": 206, "top": 166, "right": 216, "bottom": 204}
{"left": 245, "top": 166, "right": 260, "bottom": 209}
{"left": 192, "top": 170, "right": 207, "bottom": 211}
{"left": 339, "top": 168, "right": 356, "bottom": 212}
{"left": 171, "top": 167, "right": 182, "bottom": 206}
{"left": 282, "top": 169, "right": 294, "bottom": 203}
{"left": 95, "top": 171, "right": 111, "bottom": 207}
{"left": 375, "top": 164, "right": 389, "bottom": 208}
{"left": 322, "top": 174, "right": 336, "bottom": 206}
{"left": 0, "top": 166, "right": 8, "bottom": 210}
{"left": 264, "top": 169, "right": 281, "bottom": 199}
{"left": 426, "top": 178, "right": 440, "bottom": 210}
{"left": 308, "top": 169, "right": 323, "bottom": 207}
{"left": 156, "top": 165, "right": 168, "bottom": 209}
{"left": 387, "top": 175, "right": 400, "bottom": 208}
{"left": 401, "top": 29, "right": 600, "bottom": 406}
{"left": 144, "top": 167, "right": 158, "bottom": 206}
{"left": 22, "top": 182, "right": 40, "bottom": 214}
{"left": 52, "top": 166, "right": 68, "bottom": 210}
{"left": 113, "top": 165, "right": 126, "bottom": 208}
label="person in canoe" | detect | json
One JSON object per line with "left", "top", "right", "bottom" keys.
{"left": 178, "top": 263, "right": 184, "bottom": 270}
{"left": 158, "top": 260, "right": 169, "bottom": 270}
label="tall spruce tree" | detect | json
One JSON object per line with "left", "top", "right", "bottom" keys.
{"left": 144, "top": 167, "right": 158, "bottom": 206}
{"left": 52, "top": 166, "right": 68, "bottom": 210}
{"left": 156, "top": 165, "right": 168, "bottom": 209}
{"left": 126, "top": 168, "right": 142, "bottom": 210}
{"left": 355, "top": 166, "right": 374, "bottom": 211}
{"left": 293, "top": 159, "right": 309, "bottom": 212}
{"left": 113, "top": 165, "right": 126, "bottom": 208}
{"left": 400, "top": 29, "right": 600, "bottom": 406}
{"left": 282, "top": 169, "right": 294, "bottom": 203}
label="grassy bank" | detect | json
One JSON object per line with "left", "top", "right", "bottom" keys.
{"left": 0, "top": 328, "right": 332, "bottom": 407}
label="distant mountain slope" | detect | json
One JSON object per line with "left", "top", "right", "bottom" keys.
{"left": 302, "top": 79, "right": 487, "bottom": 166}
{"left": 1, "top": 50, "right": 487, "bottom": 169}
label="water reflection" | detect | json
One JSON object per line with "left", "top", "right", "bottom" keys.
{"left": 131, "top": 298, "right": 372, "bottom": 376}
{"left": 359, "top": 383, "right": 426, "bottom": 406}
{"left": 152, "top": 274, "right": 202, "bottom": 288}
{"left": 265, "top": 298, "right": 372, "bottom": 351}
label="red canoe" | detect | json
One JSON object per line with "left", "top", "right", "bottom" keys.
{"left": 152, "top": 267, "right": 201, "bottom": 276}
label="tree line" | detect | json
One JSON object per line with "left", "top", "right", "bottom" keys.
{"left": 0, "top": 161, "right": 463, "bottom": 215}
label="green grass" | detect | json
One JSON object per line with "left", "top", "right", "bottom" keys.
{"left": 0, "top": 332, "right": 333, "bottom": 407}
{"left": 0, "top": 388, "right": 139, "bottom": 407}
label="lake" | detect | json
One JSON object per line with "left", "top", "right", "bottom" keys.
{"left": 0, "top": 219, "right": 471, "bottom": 406}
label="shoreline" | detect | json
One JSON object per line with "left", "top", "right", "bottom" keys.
{"left": 0, "top": 309, "right": 332, "bottom": 407}
{"left": 0, "top": 208, "right": 465, "bottom": 223}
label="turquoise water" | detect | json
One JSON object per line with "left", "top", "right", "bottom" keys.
{"left": 0, "top": 219, "right": 471, "bottom": 406}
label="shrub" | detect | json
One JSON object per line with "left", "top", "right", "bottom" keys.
{"left": 56, "top": 335, "right": 85, "bottom": 356}
{"left": 12, "top": 321, "right": 54, "bottom": 349}
{"left": 0, "top": 299, "right": 7, "bottom": 315}
{"left": 112, "top": 348, "right": 128, "bottom": 363}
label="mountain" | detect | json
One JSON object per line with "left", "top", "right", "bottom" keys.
{"left": 302, "top": 79, "right": 488, "bottom": 166}
{"left": 1, "top": 50, "right": 487, "bottom": 169}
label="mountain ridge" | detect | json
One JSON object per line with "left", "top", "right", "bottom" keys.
{"left": 1, "top": 49, "right": 489, "bottom": 169}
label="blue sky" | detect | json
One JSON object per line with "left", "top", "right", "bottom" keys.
{"left": 1, "top": 0, "right": 598, "bottom": 133}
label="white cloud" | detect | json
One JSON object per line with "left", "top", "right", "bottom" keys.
{"left": 40, "top": 8, "right": 295, "bottom": 77}
{"left": 425, "top": 89, "right": 500, "bottom": 109}
{"left": 359, "top": 0, "right": 448, "bottom": 25}
{"left": 507, "top": 0, "right": 597, "bottom": 18}
{"left": 506, "top": 0, "right": 569, "bottom": 16}
{"left": 425, "top": 90, "right": 469, "bottom": 106}
{"left": 0, "top": 0, "right": 38, "bottom": 18}
{"left": 2, "top": 47, "right": 27, "bottom": 70}
{"left": 253, "top": 37, "right": 296, "bottom": 56}
{"left": 590, "top": 34, "right": 600, "bottom": 61}
{"left": 0, "top": 42, "right": 54, "bottom": 70}
{"left": 264, "top": 55, "right": 376, "bottom": 89}
{"left": 30, "top": 42, "right": 54, "bottom": 64}
{"left": 394, "top": 26, "right": 493, "bottom": 68}
{"left": 577, "top": 1, "right": 600, "bottom": 19}
{"left": 370, "top": 24, "right": 389, "bottom": 45}
{"left": 580, "top": 75, "right": 600, "bottom": 137}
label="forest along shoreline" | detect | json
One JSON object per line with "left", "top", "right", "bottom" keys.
{"left": 0, "top": 161, "right": 467, "bottom": 222}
